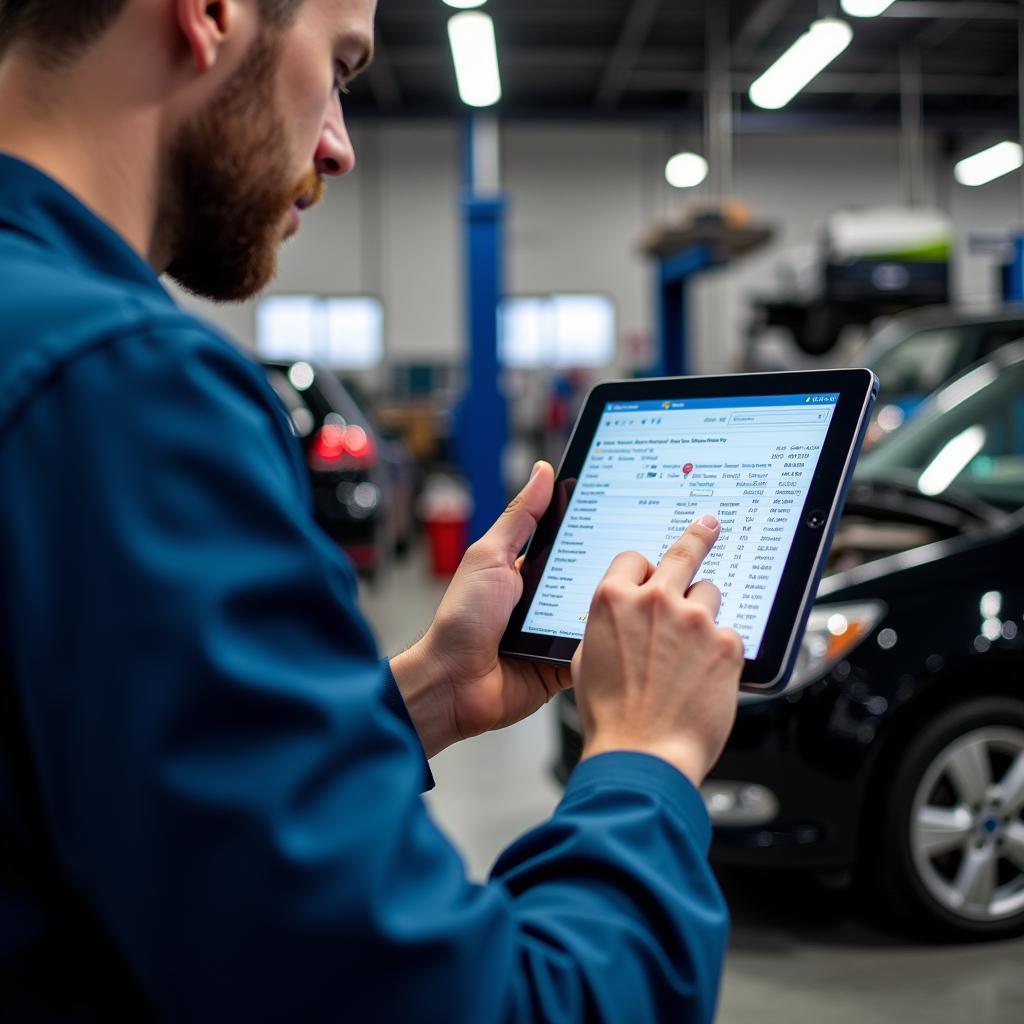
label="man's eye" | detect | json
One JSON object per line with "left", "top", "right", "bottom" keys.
{"left": 334, "top": 63, "right": 350, "bottom": 97}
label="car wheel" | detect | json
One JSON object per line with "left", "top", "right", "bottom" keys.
{"left": 871, "top": 696, "right": 1024, "bottom": 940}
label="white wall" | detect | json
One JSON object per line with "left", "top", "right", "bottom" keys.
{"left": 502, "top": 124, "right": 665, "bottom": 377}
{"left": 172, "top": 120, "right": 1021, "bottom": 378}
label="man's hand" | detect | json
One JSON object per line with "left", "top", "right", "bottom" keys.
{"left": 574, "top": 516, "right": 745, "bottom": 787}
{"left": 391, "top": 462, "right": 569, "bottom": 758}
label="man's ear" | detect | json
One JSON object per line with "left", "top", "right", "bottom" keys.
{"left": 175, "top": 0, "right": 235, "bottom": 71}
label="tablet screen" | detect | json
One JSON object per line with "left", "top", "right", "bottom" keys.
{"left": 521, "top": 391, "right": 840, "bottom": 658}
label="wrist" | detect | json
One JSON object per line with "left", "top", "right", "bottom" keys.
{"left": 390, "top": 630, "right": 458, "bottom": 759}
{"left": 581, "top": 736, "right": 708, "bottom": 789}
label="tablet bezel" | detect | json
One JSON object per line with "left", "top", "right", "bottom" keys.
{"left": 500, "top": 368, "right": 878, "bottom": 693}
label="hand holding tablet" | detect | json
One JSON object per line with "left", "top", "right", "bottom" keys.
{"left": 501, "top": 369, "right": 878, "bottom": 694}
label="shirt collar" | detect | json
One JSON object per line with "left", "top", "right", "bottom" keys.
{"left": 0, "top": 152, "right": 169, "bottom": 299}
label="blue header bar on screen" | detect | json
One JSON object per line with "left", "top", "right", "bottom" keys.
{"left": 604, "top": 393, "right": 840, "bottom": 413}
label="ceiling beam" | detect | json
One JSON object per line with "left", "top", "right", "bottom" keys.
{"left": 593, "top": 0, "right": 663, "bottom": 109}
{"left": 850, "top": 12, "right": 973, "bottom": 112}
{"left": 346, "top": 104, "right": 1017, "bottom": 137}
{"left": 388, "top": 47, "right": 611, "bottom": 70}
{"left": 883, "top": 1, "right": 1018, "bottom": 18}
{"left": 626, "top": 70, "right": 1018, "bottom": 95}
{"left": 385, "top": 43, "right": 1011, "bottom": 73}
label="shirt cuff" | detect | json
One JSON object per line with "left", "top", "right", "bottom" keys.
{"left": 379, "top": 659, "right": 435, "bottom": 793}
{"left": 561, "top": 751, "right": 711, "bottom": 851}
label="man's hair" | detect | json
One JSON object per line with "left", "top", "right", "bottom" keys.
{"left": 0, "top": 0, "right": 304, "bottom": 65}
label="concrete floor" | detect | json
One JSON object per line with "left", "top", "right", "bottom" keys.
{"left": 360, "top": 548, "right": 1024, "bottom": 1024}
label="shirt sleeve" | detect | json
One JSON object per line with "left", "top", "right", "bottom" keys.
{"left": 0, "top": 325, "right": 728, "bottom": 1023}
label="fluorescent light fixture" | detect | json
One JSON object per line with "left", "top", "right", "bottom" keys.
{"left": 840, "top": 0, "right": 895, "bottom": 16}
{"left": 443, "top": 0, "right": 487, "bottom": 7}
{"left": 749, "top": 18, "right": 853, "bottom": 110}
{"left": 665, "top": 152, "right": 709, "bottom": 189}
{"left": 918, "top": 425, "right": 986, "bottom": 496}
{"left": 954, "top": 141, "right": 1024, "bottom": 187}
{"left": 448, "top": 12, "right": 501, "bottom": 108}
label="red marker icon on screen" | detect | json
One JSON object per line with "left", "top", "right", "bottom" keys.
{"left": 683, "top": 463, "right": 694, "bottom": 476}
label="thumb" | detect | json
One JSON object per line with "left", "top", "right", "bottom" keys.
{"left": 484, "top": 461, "right": 554, "bottom": 558}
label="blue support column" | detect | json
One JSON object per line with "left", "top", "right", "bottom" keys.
{"left": 458, "top": 118, "right": 508, "bottom": 543}
{"left": 1007, "top": 235, "right": 1024, "bottom": 303}
{"left": 655, "top": 242, "right": 713, "bottom": 377}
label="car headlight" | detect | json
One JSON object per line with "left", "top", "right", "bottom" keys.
{"left": 788, "top": 600, "right": 887, "bottom": 691}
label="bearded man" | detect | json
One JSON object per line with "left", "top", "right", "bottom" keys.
{"left": 0, "top": 2, "right": 743, "bottom": 1020}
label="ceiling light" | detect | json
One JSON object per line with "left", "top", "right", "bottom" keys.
{"left": 448, "top": 12, "right": 502, "bottom": 108}
{"left": 840, "top": 0, "right": 895, "bottom": 16}
{"left": 665, "top": 152, "right": 709, "bottom": 189}
{"left": 954, "top": 141, "right": 1024, "bottom": 187}
{"left": 749, "top": 18, "right": 853, "bottom": 110}
{"left": 443, "top": 0, "right": 487, "bottom": 8}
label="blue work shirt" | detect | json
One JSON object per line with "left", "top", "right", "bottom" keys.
{"left": 0, "top": 153, "right": 729, "bottom": 1022}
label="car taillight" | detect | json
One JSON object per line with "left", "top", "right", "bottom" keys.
{"left": 309, "top": 424, "right": 375, "bottom": 468}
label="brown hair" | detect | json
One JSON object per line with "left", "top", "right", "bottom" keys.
{"left": 0, "top": 0, "right": 305, "bottom": 65}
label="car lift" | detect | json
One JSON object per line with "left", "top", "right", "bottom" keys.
{"left": 647, "top": 222, "right": 773, "bottom": 377}
{"left": 457, "top": 115, "right": 507, "bottom": 543}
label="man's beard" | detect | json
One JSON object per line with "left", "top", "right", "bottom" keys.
{"left": 161, "top": 27, "right": 323, "bottom": 302}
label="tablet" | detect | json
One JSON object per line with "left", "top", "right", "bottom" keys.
{"left": 500, "top": 369, "right": 878, "bottom": 693}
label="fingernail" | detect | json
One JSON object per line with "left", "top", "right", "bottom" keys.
{"left": 698, "top": 514, "right": 719, "bottom": 531}
{"left": 530, "top": 461, "right": 542, "bottom": 481}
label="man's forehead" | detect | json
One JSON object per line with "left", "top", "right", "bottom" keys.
{"left": 305, "top": 0, "right": 377, "bottom": 63}
{"left": 310, "top": 0, "right": 378, "bottom": 31}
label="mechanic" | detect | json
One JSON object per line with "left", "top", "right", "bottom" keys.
{"left": 0, "top": 1, "right": 745, "bottom": 1020}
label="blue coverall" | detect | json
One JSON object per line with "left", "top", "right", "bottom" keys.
{"left": 0, "top": 153, "right": 729, "bottom": 1022}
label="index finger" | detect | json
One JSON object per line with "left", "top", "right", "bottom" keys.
{"left": 649, "top": 515, "right": 721, "bottom": 592}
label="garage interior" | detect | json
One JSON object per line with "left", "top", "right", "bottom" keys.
{"left": 172, "top": 1, "right": 1024, "bottom": 1020}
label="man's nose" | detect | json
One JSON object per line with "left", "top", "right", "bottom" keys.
{"left": 315, "top": 102, "right": 355, "bottom": 177}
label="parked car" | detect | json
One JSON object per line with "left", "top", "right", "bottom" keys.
{"left": 556, "top": 343, "right": 1024, "bottom": 940}
{"left": 262, "top": 360, "right": 405, "bottom": 578}
{"left": 334, "top": 374, "right": 417, "bottom": 556}
{"left": 863, "top": 306, "right": 1024, "bottom": 447}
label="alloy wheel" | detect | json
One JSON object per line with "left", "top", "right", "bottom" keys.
{"left": 910, "top": 726, "right": 1024, "bottom": 923}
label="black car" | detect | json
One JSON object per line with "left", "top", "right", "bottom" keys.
{"left": 262, "top": 360, "right": 395, "bottom": 577}
{"left": 556, "top": 344, "right": 1024, "bottom": 941}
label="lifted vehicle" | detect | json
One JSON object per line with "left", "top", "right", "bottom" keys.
{"left": 556, "top": 344, "right": 1024, "bottom": 941}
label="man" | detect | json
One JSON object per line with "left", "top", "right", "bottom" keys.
{"left": 0, "top": 1, "right": 745, "bottom": 1020}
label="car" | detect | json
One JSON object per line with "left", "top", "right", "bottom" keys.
{"left": 333, "top": 374, "right": 417, "bottom": 557}
{"left": 555, "top": 343, "right": 1024, "bottom": 941}
{"left": 862, "top": 306, "right": 1024, "bottom": 447}
{"left": 262, "top": 360, "right": 400, "bottom": 578}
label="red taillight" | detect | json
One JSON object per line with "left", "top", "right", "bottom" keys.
{"left": 344, "top": 425, "right": 371, "bottom": 458}
{"left": 310, "top": 424, "right": 375, "bottom": 468}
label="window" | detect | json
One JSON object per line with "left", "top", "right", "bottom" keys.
{"left": 256, "top": 295, "right": 383, "bottom": 370}
{"left": 499, "top": 294, "right": 616, "bottom": 369}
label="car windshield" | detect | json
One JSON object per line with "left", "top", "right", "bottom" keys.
{"left": 857, "top": 354, "right": 1024, "bottom": 511}
{"left": 871, "top": 325, "right": 963, "bottom": 396}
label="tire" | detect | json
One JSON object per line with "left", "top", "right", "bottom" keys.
{"left": 869, "top": 696, "right": 1024, "bottom": 941}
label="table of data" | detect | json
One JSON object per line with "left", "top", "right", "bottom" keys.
{"left": 523, "top": 396, "right": 836, "bottom": 657}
